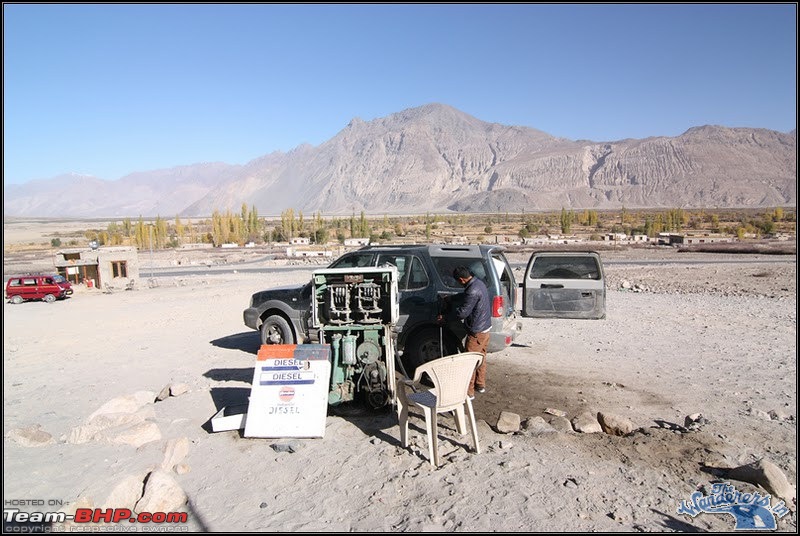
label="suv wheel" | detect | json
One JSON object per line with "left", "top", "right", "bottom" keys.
{"left": 401, "top": 327, "right": 459, "bottom": 377}
{"left": 260, "top": 315, "right": 295, "bottom": 345}
{"left": 10, "top": 295, "right": 23, "bottom": 304}
{"left": 43, "top": 294, "right": 56, "bottom": 303}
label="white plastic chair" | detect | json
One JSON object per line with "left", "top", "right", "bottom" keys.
{"left": 396, "top": 352, "right": 483, "bottom": 467}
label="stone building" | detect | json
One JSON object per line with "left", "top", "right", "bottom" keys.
{"left": 54, "top": 246, "right": 139, "bottom": 289}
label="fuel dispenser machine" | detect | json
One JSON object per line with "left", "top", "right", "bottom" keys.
{"left": 309, "top": 266, "right": 399, "bottom": 409}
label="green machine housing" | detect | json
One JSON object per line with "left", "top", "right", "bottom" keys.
{"left": 309, "top": 266, "right": 399, "bottom": 408}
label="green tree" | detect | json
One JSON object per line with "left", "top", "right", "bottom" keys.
{"left": 154, "top": 216, "right": 168, "bottom": 248}
{"left": 135, "top": 216, "right": 146, "bottom": 249}
{"left": 560, "top": 207, "right": 573, "bottom": 234}
{"left": 241, "top": 203, "right": 250, "bottom": 235}
{"left": 175, "top": 216, "right": 185, "bottom": 243}
{"left": 248, "top": 204, "right": 260, "bottom": 240}
{"left": 758, "top": 218, "right": 775, "bottom": 235}
{"left": 211, "top": 210, "right": 224, "bottom": 246}
{"left": 122, "top": 217, "right": 133, "bottom": 238}
{"left": 281, "top": 208, "right": 295, "bottom": 241}
{"left": 314, "top": 227, "right": 329, "bottom": 244}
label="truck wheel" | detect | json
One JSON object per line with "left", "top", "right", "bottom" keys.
{"left": 260, "top": 315, "right": 295, "bottom": 345}
{"left": 43, "top": 294, "right": 56, "bottom": 303}
{"left": 402, "top": 327, "right": 458, "bottom": 377}
{"left": 11, "top": 295, "right": 23, "bottom": 304}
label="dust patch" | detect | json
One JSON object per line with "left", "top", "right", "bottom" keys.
{"left": 474, "top": 359, "right": 671, "bottom": 425}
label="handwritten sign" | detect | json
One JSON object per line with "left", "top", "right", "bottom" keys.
{"left": 244, "top": 344, "right": 330, "bottom": 438}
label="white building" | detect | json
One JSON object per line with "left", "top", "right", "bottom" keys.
{"left": 344, "top": 238, "right": 370, "bottom": 247}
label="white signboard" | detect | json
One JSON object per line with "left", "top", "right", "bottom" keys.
{"left": 244, "top": 344, "right": 331, "bottom": 438}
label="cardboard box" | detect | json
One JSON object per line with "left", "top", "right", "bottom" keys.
{"left": 211, "top": 404, "right": 248, "bottom": 432}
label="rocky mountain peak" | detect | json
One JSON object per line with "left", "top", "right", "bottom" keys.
{"left": 3, "top": 104, "right": 796, "bottom": 218}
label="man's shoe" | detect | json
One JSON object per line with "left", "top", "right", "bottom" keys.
{"left": 476, "top": 386, "right": 486, "bottom": 394}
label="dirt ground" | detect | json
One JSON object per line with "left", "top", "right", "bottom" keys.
{"left": 2, "top": 229, "right": 797, "bottom": 532}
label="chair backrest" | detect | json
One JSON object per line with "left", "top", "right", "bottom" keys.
{"left": 413, "top": 352, "right": 483, "bottom": 408}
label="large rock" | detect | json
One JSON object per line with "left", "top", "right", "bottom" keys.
{"left": 546, "top": 415, "right": 573, "bottom": 433}
{"left": 88, "top": 392, "right": 156, "bottom": 420}
{"left": 571, "top": 412, "right": 602, "bottom": 434}
{"left": 135, "top": 470, "right": 187, "bottom": 514}
{"left": 5, "top": 425, "right": 56, "bottom": 447}
{"left": 161, "top": 437, "right": 190, "bottom": 472}
{"left": 101, "top": 474, "right": 146, "bottom": 510}
{"left": 727, "top": 459, "right": 796, "bottom": 506}
{"left": 520, "top": 416, "right": 558, "bottom": 436}
{"left": 68, "top": 393, "right": 161, "bottom": 448}
{"left": 597, "top": 412, "right": 635, "bottom": 436}
{"left": 496, "top": 411, "right": 521, "bottom": 434}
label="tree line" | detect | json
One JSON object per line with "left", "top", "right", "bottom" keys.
{"left": 71, "top": 206, "right": 793, "bottom": 251}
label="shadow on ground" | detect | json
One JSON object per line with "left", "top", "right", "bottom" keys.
{"left": 210, "top": 331, "right": 260, "bottom": 354}
{"left": 203, "top": 367, "right": 254, "bottom": 383}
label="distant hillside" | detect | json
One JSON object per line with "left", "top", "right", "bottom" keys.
{"left": 4, "top": 104, "right": 796, "bottom": 218}
{"left": 3, "top": 164, "right": 240, "bottom": 218}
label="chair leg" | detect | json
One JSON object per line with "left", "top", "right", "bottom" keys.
{"left": 453, "top": 407, "right": 467, "bottom": 435}
{"left": 398, "top": 399, "right": 409, "bottom": 447}
{"left": 465, "top": 399, "right": 480, "bottom": 454}
{"left": 421, "top": 406, "right": 438, "bottom": 467}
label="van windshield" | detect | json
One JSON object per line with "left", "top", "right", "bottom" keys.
{"left": 53, "top": 275, "right": 67, "bottom": 283}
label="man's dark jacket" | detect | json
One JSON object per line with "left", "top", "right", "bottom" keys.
{"left": 454, "top": 277, "right": 491, "bottom": 335}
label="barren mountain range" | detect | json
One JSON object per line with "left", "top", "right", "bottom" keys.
{"left": 4, "top": 103, "right": 796, "bottom": 218}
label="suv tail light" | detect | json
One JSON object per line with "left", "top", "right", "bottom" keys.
{"left": 492, "top": 296, "right": 504, "bottom": 318}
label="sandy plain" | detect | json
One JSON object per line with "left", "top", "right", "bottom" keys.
{"left": 2, "top": 221, "right": 797, "bottom": 532}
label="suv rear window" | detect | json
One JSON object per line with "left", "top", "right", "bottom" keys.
{"left": 529, "top": 256, "right": 601, "bottom": 280}
{"left": 431, "top": 257, "right": 488, "bottom": 289}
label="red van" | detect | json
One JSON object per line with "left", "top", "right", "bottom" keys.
{"left": 5, "top": 274, "right": 73, "bottom": 304}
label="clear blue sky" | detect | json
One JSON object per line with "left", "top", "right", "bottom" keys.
{"left": 3, "top": 3, "right": 797, "bottom": 186}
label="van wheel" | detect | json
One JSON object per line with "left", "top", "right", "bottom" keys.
{"left": 43, "top": 294, "right": 56, "bottom": 303}
{"left": 402, "top": 327, "right": 458, "bottom": 377}
{"left": 11, "top": 295, "right": 23, "bottom": 304}
{"left": 260, "top": 315, "right": 295, "bottom": 345}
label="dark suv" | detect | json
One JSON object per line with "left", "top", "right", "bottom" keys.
{"left": 243, "top": 244, "right": 521, "bottom": 374}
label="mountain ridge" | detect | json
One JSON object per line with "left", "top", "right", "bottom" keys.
{"left": 4, "top": 103, "right": 796, "bottom": 218}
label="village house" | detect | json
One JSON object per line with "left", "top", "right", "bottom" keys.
{"left": 54, "top": 245, "right": 139, "bottom": 289}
